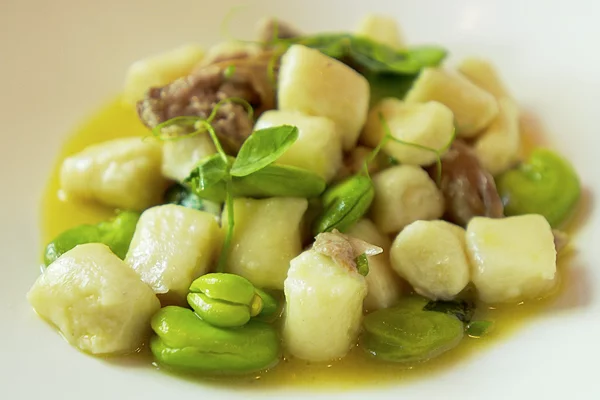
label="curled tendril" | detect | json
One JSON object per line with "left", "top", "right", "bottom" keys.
{"left": 219, "top": 5, "right": 250, "bottom": 42}
{"left": 206, "top": 97, "right": 255, "bottom": 124}
{"left": 363, "top": 113, "right": 456, "bottom": 185}
{"left": 149, "top": 97, "right": 255, "bottom": 144}
{"left": 151, "top": 116, "right": 203, "bottom": 141}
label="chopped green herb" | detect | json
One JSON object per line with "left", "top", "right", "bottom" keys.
{"left": 466, "top": 321, "right": 494, "bottom": 338}
{"left": 355, "top": 253, "right": 369, "bottom": 276}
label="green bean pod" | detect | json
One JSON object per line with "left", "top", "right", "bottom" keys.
{"left": 188, "top": 273, "right": 278, "bottom": 328}
{"left": 151, "top": 306, "right": 280, "bottom": 374}
{"left": 496, "top": 148, "right": 580, "bottom": 228}
{"left": 313, "top": 174, "right": 375, "bottom": 235}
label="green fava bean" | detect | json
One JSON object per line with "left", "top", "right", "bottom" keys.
{"left": 189, "top": 273, "right": 256, "bottom": 305}
{"left": 151, "top": 306, "right": 280, "bottom": 374}
{"left": 362, "top": 306, "right": 464, "bottom": 363}
{"left": 496, "top": 149, "right": 580, "bottom": 228}
{"left": 254, "top": 287, "right": 279, "bottom": 317}
{"left": 187, "top": 292, "right": 251, "bottom": 328}
{"left": 44, "top": 211, "right": 140, "bottom": 266}
{"left": 313, "top": 174, "right": 375, "bottom": 235}
{"left": 188, "top": 273, "right": 278, "bottom": 328}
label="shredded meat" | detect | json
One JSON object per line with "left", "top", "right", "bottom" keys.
{"left": 256, "top": 17, "right": 302, "bottom": 43}
{"left": 313, "top": 230, "right": 383, "bottom": 272}
{"left": 430, "top": 140, "right": 504, "bottom": 226}
{"left": 137, "top": 53, "right": 276, "bottom": 154}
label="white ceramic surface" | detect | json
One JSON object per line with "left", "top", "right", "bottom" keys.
{"left": 2, "top": 0, "right": 599, "bottom": 399}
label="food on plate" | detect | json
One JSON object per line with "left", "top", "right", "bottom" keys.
{"left": 30, "top": 12, "right": 583, "bottom": 386}
{"left": 28, "top": 243, "right": 160, "bottom": 354}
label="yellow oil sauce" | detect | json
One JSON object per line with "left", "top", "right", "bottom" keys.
{"left": 41, "top": 97, "right": 584, "bottom": 390}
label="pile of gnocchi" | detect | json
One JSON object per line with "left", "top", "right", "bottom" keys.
{"left": 28, "top": 14, "right": 580, "bottom": 378}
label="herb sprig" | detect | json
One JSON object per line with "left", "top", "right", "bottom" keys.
{"left": 153, "top": 101, "right": 326, "bottom": 272}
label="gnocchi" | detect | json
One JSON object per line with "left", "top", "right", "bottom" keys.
{"left": 362, "top": 99, "right": 455, "bottom": 165}
{"left": 27, "top": 244, "right": 160, "bottom": 354}
{"left": 283, "top": 248, "right": 367, "bottom": 361}
{"left": 405, "top": 68, "right": 499, "bottom": 137}
{"left": 278, "top": 44, "right": 370, "bottom": 151}
{"left": 371, "top": 165, "right": 445, "bottom": 234}
{"left": 125, "top": 204, "right": 223, "bottom": 304}
{"left": 390, "top": 220, "right": 470, "bottom": 300}
{"left": 466, "top": 215, "right": 557, "bottom": 303}
{"left": 59, "top": 137, "right": 168, "bottom": 211}
{"left": 222, "top": 197, "right": 308, "bottom": 289}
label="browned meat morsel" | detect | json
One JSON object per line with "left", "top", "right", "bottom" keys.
{"left": 430, "top": 140, "right": 504, "bottom": 226}
{"left": 137, "top": 53, "right": 276, "bottom": 154}
{"left": 256, "top": 17, "right": 302, "bottom": 43}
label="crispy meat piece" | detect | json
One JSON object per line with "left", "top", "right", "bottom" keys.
{"left": 137, "top": 53, "right": 276, "bottom": 154}
{"left": 430, "top": 140, "right": 504, "bottom": 226}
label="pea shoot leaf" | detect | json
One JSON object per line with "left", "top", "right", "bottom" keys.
{"left": 185, "top": 154, "right": 231, "bottom": 203}
{"left": 276, "top": 33, "right": 447, "bottom": 76}
{"left": 466, "top": 320, "right": 494, "bottom": 338}
{"left": 230, "top": 125, "right": 299, "bottom": 177}
{"left": 232, "top": 164, "right": 326, "bottom": 198}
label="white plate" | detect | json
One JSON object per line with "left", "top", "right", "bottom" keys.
{"left": 1, "top": 0, "right": 599, "bottom": 399}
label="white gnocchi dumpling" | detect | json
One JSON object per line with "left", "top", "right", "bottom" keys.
{"left": 222, "top": 197, "right": 308, "bottom": 290}
{"left": 283, "top": 249, "right": 367, "bottom": 361}
{"left": 60, "top": 138, "right": 168, "bottom": 211}
{"left": 474, "top": 98, "right": 521, "bottom": 176}
{"left": 347, "top": 219, "right": 402, "bottom": 310}
{"left": 27, "top": 243, "right": 160, "bottom": 354}
{"left": 458, "top": 57, "right": 511, "bottom": 99}
{"left": 390, "top": 220, "right": 470, "bottom": 300}
{"left": 356, "top": 14, "right": 406, "bottom": 49}
{"left": 278, "top": 44, "right": 370, "bottom": 151}
{"left": 405, "top": 67, "right": 499, "bottom": 137}
{"left": 371, "top": 165, "right": 444, "bottom": 234}
{"left": 125, "top": 204, "right": 222, "bottom": 304}
{"left": 362, "top": 99, "right": 455, "bottom": 166}
{"left": 466, "top": 215, "right": 557, "bottom": 304}
{"left": 123, "top": 44, "right": 205, "bottom": 106}
{"left": 254, "top": 110, "right": 342, "bottom": 182}
{"left": 161, "top": 134, "right": 216, "bottom": 182}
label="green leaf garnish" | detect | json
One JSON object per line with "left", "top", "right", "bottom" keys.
{"left": 232, "top": 164, "right": 326, "bottom": 199}
{"left": 274, "top": 33, "right": 447, "bottom": 76}
{"left": 191, "top": 154, "right": 230, "bottom": 191}
{"left": 184, "top": 155, "right": 231, "bottom": 203}
{"left": 230, "top": 125, "right": 299, "bottom": 177}
{"left": 223, "top": 65, "right": 236, "bottom": 79}
{"left": 466, "top": 320, "right": 494, "bottom": 338}
{"left": 355, "top": 253, "right": 369, "bottom": 276}
{"left": 164, "top": 184, "right": 205, "bottom": 210}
